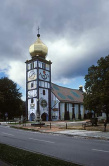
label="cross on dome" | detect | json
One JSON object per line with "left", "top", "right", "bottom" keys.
{"left": 37, "top": 26, "right": 40, "bottom": 38}
{"left": 37, "top": 26, "right": 40, "bottom": 34}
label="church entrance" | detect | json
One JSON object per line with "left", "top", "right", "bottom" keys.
{"left": 41, "top": 113, "right": 48, "bottom": 121}
{"left": 30, "top": 113, "right": 35, "bottom": 121}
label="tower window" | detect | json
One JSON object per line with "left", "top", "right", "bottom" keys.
{"left": 28, "top": 64, "right": 30, "bottom": 70}
{"left": 31, "top": 82, "right": 33, "bottom": 88}
{"left": 45, "top": 82, "right": 47, "bottom": 88}
{"left": 47, "top": 83, "right": 50, "bottom": 88}
{"left": 31, "top": 98, "right": 34, "bottom": 103}
{"left": 46, "top": 64, "right": 49, "bottom": 70}
{"left": 30, "top": 63, "right": 32, "bottom": 69}
{"left": 42, "top": 63, "right": 46, "bottom": 69}
{"left": 34, "top": 61, "right": 37, "bottom": 68}
{"left": 30, "top": 63, "right": 34, "bottom": 69}
{"left": 38, "top": 61, "right": 42, "bottom": 68}
{"left": 43, "top": 89, "right": 45, "bottom": 95}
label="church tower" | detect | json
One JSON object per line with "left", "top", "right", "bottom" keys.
{"left": 25, "top": 29, "right": 52, "bottom": 121}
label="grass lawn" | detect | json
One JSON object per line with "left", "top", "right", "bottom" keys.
{"left": 0, "top": 143, "right": 80, "bottom": 166}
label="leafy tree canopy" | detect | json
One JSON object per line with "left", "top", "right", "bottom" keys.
{"left": 84, "top": 55, "right": 109, "bottom": 121}
{"left": 0, "top": 77, "right": 24, "bottom": 119}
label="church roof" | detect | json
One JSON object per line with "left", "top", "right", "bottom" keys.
{"left": 51, "top": 83, "right": 84, "bottom": 103}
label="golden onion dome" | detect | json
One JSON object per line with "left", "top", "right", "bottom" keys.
{"left": 29, "top": 34, "right": 48, "bottom": 59}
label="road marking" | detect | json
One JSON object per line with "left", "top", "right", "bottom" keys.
{"left": 29, "top": 138, "right": 55, "bottom": 144}
{"left": 92, "top": 149, "right": 109, "bottom": 153}
{"left": 2, "top": 132, "right": 14, "bottom": 137}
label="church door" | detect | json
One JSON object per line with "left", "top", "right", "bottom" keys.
{"left": 41, "top": 113, "right": 48, "bottom": 121}
{"left": 30, "top": 113, "right": 35, "bottom": 121}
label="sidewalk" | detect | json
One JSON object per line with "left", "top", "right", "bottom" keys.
{"left": 53, "top": 130, "right": 109, "bottom": 140}
{"left": 1, "top": 121, "right": 109, "bottom": 140}
{"left": 25, "top": 121, "right": 109, "bottom": 140}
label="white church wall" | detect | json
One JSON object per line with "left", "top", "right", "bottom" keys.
{"left": 74, "top": 104, "right": 79, "bottom": 119}
{"left": 69, "top": 103, "right": 72, "bottom": 120}
{"left": 28, "top": 98, "right": 37, "bottom": 120}
{"left": 39, "top": 88, "right": 49, "bottom": 118}
{"left": 80, "top": 104, "right": 84, "bottom": 119}
{"left": 60, "top": 103, "right": 65, "bottom": 120}
{"left": 51, "top": 110, "right": 59, "bottom": 121}
{"left": 51, "top": 92, "right": 59, "bottom": 120}
{"left": 51, "top": 92, "right": 59, "bottom": 108}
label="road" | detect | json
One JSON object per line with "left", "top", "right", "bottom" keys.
{"left": 0, "top": 125, "right": 109, "bottom": 166}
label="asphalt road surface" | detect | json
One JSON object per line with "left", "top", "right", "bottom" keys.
{"left": 0, "top": 125, "right": 109, "bottom": 166}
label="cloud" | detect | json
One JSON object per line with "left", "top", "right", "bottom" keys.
{"left": 5, "top": 61, "right": 26, "bottom": 89}
{"left": 47, "top": 23, "right": 109, "bottom": 82}
{"left": 0, "top": 0, "right": 109, "bottom": 96}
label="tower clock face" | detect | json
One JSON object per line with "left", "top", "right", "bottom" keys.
{"left": 29, "top": 71, "right": 35, "bottom": 79}
{"left": 39, "top": 69, "right": 50, "bottom": 81}
{"left": 28, "top": 70, "right": 37, "bottom": 81}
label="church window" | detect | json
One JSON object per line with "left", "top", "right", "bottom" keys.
{"left": 46, "top": 64, "right": 49, "bottom": 70}
{"left": 34, "top": 61, "right": 36, "bottom": 68}
{"left": 39, "top": 81, "right": 41, "bottom": 86}
{"left": 39, "top": 81, "right": 46, "bottom": 87}
{"left": 31, "top": 82, "right": 33, "bottom": 88}
{"left": 66, "top": 103, "right": 69, "bottom": 112}
{"left": 29, "top": 63, "right": 34, "bottom": 69}
{"left": 28, "top": 64, "right": 30, "bottom": 70}
{"left": 42, "top": 63, "right": 46, "bottom": 69}
{"left": 45, "top": 82, "right": 47, "bottom": 88}
{"left": 38, "top": 62, "right": 40, "bottom": 67}
{"left": 38, "top": 61, "right": 42, "bottom": 68}
{"left": 31, "top": 98, "right": 34, "bottom": 103}
{"left": 30, "top": 63, "right": 32, "bottom": 69}
{"left": 42, "top": 81, "right": 44, "bottom": 87}
{"left": 47, "top": 83, "right": 50, "bottom": 88}
{"left": 43, "top": 89, "right": 45, "bottom": 95}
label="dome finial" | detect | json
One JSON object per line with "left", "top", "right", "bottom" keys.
{"left": 37, "top": 26, "right": 40, "bottom": 38}
{"left": 29, "top": 27, "right": 48, "bottom": 59}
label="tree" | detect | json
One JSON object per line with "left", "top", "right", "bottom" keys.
{"left": 84, "top": 55, "right": 109, "bottom": 121}
{"left": 0, "top": 77, "right": 23, "bottom": 119}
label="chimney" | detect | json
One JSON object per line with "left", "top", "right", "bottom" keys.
{"left": 79, "top": 85, "right": 83, "bottom": 92}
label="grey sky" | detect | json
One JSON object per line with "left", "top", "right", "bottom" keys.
{"left": 0, "top": 0, "right": 109, "bottom": 96}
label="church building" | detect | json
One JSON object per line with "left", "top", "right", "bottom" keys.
{"left": 51, "top": 83, "right": 84, "bottom": 121}
{"left": 25, "top": 31, "right": 85, "bottom": 121}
